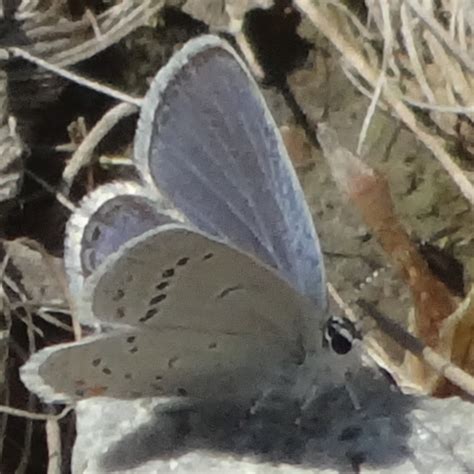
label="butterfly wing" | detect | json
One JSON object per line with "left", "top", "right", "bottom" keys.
{"left": 20, "top": 36, "right": 344, "bottom": 405}
{"left": 82, "top": 225, "right": 318, "bottom": 354}
{"left": 134, "top": 35, "right": 327, "bottom": 309}
{"left": 20, "top": 328, "right": 295, "bottom": 404}
{"left": 22, "top": 225, "right": 328, "bottom": 404}
{"left": 42, "top": 176, "right": 330, "bottom": 403}
{"left": 64, "top": 182, "right": 184, "bottom": 307}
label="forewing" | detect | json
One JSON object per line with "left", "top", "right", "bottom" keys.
{"left": 135, "top": 35, "right": 327, "bottom": 309}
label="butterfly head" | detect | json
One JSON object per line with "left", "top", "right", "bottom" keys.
{"left": 323, "top": 314, "right": 362, "bottom": 355}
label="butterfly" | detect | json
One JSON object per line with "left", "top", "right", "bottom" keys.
{"left": 20, "top": 35, "right": 357, "bottom": 407}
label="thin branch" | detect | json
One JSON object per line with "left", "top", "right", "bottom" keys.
{"left": 0, "top": 405, "right": 73, "bottom": 421}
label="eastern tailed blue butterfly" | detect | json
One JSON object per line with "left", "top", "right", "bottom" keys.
{"left": 20, "top": 35, "right": 358, "bottom": 407}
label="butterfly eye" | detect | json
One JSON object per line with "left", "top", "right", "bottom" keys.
{"left": 328, "top": 331, "right": 353, "bottom": 355}
{"left": 323, "top": 315, "right": 360, "bottom": 355}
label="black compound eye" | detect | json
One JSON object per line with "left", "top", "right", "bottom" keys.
{"left": 329, "top": 331, "right": 353, "bottom": 355}
{"left": 323, "top": 315, "right": 360, "bottom": 355}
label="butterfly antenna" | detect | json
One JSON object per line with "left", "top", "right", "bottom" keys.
{"left": 357, "top": 299, "right": 474, "bottom": 400}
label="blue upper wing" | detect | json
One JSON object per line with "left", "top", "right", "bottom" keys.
{"left": 134, "top": 35, "right": 327, "bottom": 309}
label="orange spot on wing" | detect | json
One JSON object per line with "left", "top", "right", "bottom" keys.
{"left": 85, "top": 386, "right": 108, "bottom": 397}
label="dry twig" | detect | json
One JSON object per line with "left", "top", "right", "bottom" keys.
{"left": 8, "top": 47, "right": 143, "bottom": 107}
{"left": 61, "top": 102, "right": 139, "bottom": 193}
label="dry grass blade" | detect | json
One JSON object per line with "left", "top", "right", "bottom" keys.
{"left": 435, "top": 286, "right": 474, "bottom": 396}
{"left": 294, "top": 0, "right": 474, "bottom": 207}
{"left": 0, "top": 116, "right": 24, "bottom": 203}
{"left": 405, "top": 0, "right": 474, "bottom": 72}
{"left": 0, "top": 251, "right": 11, "bottom": 464}
{"left": 0, "top": 237, "right": 76, "bottom": 470}
{"left": 11, "top": 0, "right": 165, "bottom": 67}
{"left": 400, "top": 3, "right": 436, "bottom": 103}
{"left": 46, "top": 417, "right": 61, "bottom": 474}
{"left": 3, "top": 245, "right": 37, "bottom": 474}
{"left": 15, "top": 238, "right": 81, "bottom": 341}
{"left": 357, "top": 0, "right": 392, "bottom": 155}
{"left": 8, "top": 48, "right": 143, "bottom": 107}
{"left": 0, "top": 406, "right": 73, "bottom": 422}
{"left": 61, "top": 102, "right": 139, "bottom": 193}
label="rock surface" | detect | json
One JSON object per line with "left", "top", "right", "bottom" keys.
{"left": 72, "top": 368, "right": 474, "bottom": 473}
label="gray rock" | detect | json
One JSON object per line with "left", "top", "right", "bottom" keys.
{"left": 72, "top": 368, "right": 474, "bottom": 473}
